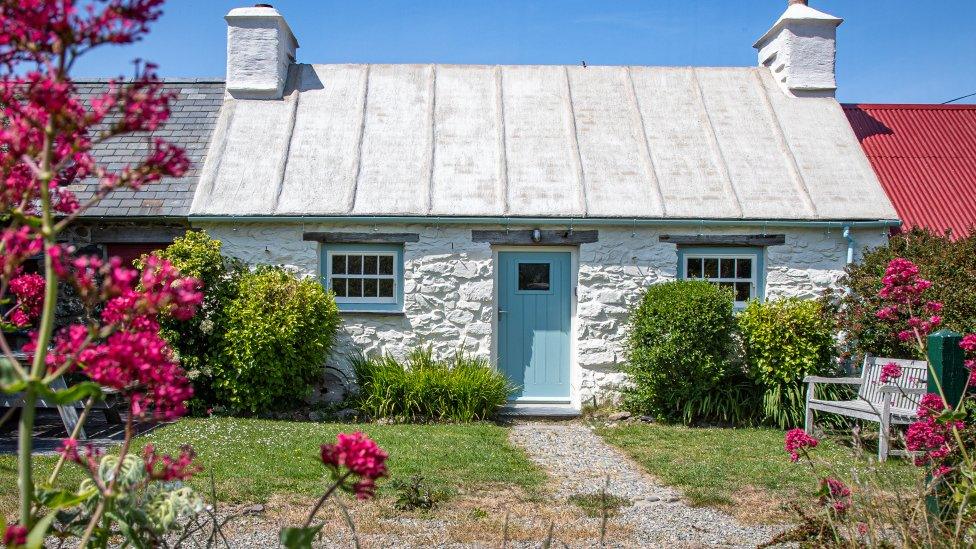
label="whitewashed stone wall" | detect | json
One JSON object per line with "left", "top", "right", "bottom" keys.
{"left": 197, "top": 221, "right": 887, "bottom": 406}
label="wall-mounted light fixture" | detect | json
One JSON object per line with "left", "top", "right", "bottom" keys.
{"left": 531, "top": 228, "right": 542, "bottom": 243}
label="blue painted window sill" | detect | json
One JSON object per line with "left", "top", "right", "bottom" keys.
{"left": 338, "top": 310, "right": 406, "bottom": 316}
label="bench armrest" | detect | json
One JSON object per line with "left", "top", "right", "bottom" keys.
{"left": 804, "top": 376, "right": 863, "bottom": 385}
{"left": 879, "top": 386, "right": 927, "bottom": 395}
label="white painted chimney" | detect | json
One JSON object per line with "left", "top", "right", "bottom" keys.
{"left": 753, "top": 0, "right": 842, "bottom": 97}
{"left": 225, "top": 4, "right": 298, "bottom": 99}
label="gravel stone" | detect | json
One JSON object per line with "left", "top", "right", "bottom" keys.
{"left": 509, "top": 421, "right": 784, "bottom": 547}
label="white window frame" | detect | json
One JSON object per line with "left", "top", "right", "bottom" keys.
{"left": 681, "top": 251, "right": 759, "bottom": 308}
{"left": 326, "top": 251, "right": 399, "bottom": 305}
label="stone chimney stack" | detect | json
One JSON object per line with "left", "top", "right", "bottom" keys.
{"left": 225, "top": 4, "right": 298, "bottom": 99}
{"left": 753, "top": 0, "right": 842, "bottom": 97}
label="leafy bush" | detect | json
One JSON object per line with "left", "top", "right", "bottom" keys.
{"left": 352, "top": 348, "right": 511, "bottom": 422}
{"left": 827, "top": 228, "right": 976, "bottom": 360}
{"left": 622, "top": 280, "right": 736, "bottom": 423}
{"left": 738, "top": 298, "right": 839, "bottom": 429}
{"left": 217, "top": 266, "right": 341, "bottom": 413}
{"left": 143, "top": 230, "right": 246, "bottom": 414}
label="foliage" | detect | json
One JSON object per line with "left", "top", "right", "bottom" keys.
{"left": 776, "top": 258, "right": 976, "bottom": 547}
{"left": 738, "top": 298, "right": 840, "bottom": 429}
{"left": 826, "top": 228, "right": 976, "bottom": 361}
{"left": 622, "top": 280, "right": 737, "bottom": 423}
{"left": 391, "top": 475, "right": 442, "bottom": 511}
{"left": 0, "top": 0, "right": 217, "bottom": 545}
{"left": 352, "top": 347, "right": 512, "bottom": 422}
{"left": 567, "top": 491, "right": 632, "bottom": 518}
{"left": 216, "top": 266, "right": 341, "bottom": 414}
{"left": 141, "top": 230, "right": 247, "bottom": 414}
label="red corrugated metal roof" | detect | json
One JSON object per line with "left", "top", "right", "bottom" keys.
{"left": 844, "top": 103, "right": 976, "bottom": 239}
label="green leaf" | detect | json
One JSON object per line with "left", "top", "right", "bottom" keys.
{"left": 35, "top": 381, "right": 103, "bottom": 405}
{"left": 279, "top": 524, "right": 324, "bottom": 549}
{"left": 25, "top": 512, "right": 58, "bottom": 549}
{"left": 36, "top": 487, "right": 97, "bottom": 509}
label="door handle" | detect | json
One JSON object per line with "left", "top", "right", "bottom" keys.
{"left": 498, "top": 308, "right": 507, "bottom": 317}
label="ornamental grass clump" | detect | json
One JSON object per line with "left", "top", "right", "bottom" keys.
{"left": 353, "top": 347, "right": 511, "bottom": 422}
{"left": 770, "top": 258, "right": 976, "bottom": 547}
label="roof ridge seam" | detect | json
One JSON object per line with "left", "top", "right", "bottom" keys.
{"left": 752, "top": 69, "right": 818, "bottom": 218}
{"left": 349, "top": 65, "right": 371, "bottom": 214}
{"left": 562, "top": 66, "right": 588, "bottom": 216}
{"left": 625, "top": 66, "right": 667, "bottom": 217}
{"left": 188, "top": 94, "right": 236, "bottom": 215}
{"left": 495, "top": 66, "right": 510, "bottom": 216}
{"left": 426, "top": 64, "right": 437, "bottom": 215}
{"left": 691, "top": 67, "right": 744, "bottom": 218}
{"left": 271, "top": 73, "right": 301, "bottom": 214}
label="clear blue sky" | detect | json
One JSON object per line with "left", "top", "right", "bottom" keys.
{"left": 73, "top": 0, "right": 976, "bottom": 104}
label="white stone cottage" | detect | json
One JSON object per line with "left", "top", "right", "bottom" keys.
{"left": 189, "top": 1, "right": 898, "bottom": 412}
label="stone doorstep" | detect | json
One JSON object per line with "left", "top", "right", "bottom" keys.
{"left": 498, "top": 404, "right": 581, "bottom": 419}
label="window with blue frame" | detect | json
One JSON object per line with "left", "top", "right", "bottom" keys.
{"left": 320, "top": 243, "right": 404, "bottom": 312}
{"left": 678, "top": 247, "right": 764, "bottom": 308}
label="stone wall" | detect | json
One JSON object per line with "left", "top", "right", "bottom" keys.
{"left": 198, "top": 221, "right": 888, "bottom": 406}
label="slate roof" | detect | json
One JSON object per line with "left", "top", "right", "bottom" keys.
{"left": 844, "top": 104, "right": 976, "bottom": 239}
{"left": 191, "top": 64, "right": 897, "bottom": 222}
{"left": 71, "top": 79, "right": 224, "bottom": 218}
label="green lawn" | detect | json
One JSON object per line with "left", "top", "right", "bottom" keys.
{"left": 1, "top": 418, "right": 544, "bottom": 516}
{"left": 598, "top": 423, "right": 919, "bottom": 521}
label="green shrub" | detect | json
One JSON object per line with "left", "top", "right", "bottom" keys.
{"left": 352, "top": 348, "right": 511, "bottom": 422}
{"left": 826, "top": 228, "right": 976, "bottom": 360}
{"left": 142, "top": 230, "right": 246, "bottom": 414}
{"left": 217, "top": 266, "right": 341, "bottom": 413}
{"left": 622, "top": 280, "right": 737, "bottom": 423}
{"left": 738, "top": 297, "right": 839, "bottom": 428}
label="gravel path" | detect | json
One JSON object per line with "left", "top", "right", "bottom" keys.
{"left": 509, "top": 422, "right": 782, "bottom": 548}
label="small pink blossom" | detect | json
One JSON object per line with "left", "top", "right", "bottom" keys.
{"left": 784, "top": 428, "right": 818, "bottom": 462}
{"left": 143, "top": 444, "right": 202, "bottom": 481}
{"left": 3, "top": 523, "right": 27, "bottom": 547}
{"left": 879, "top": 362, "right": 903, "bottom": 384}
{"left": 820, "top": 477, "right": 852, "bottom": 513}
{"left": 918, "top": 393, "right": 947, "bottom": 420}
{"left": 321, "top": 432, "right": 389, "bottom": 500}
{"left": 961, "top": 334, "right": 976, "bottom": 353}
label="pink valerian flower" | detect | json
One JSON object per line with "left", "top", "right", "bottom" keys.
{"left": 819, "top": 477, "right": 852, "bottom": 513}
{"left": 906, "top": 419, "right": 953, "bottom": 465}
{"left": 878, "top": 259, "right": 932, "bottom": 304}
{"left": 934, "top": 465, "right": 954, "bottom": 477}
{"left": 917, "top": 393, "right": 947, "bottom": 421}
{"left": 874, "top": 259, "right": 943, "bottom": 340}
{"left": 56, "top": 437, "right": 80, "bottom": 463}
{"left": 961, "top": 334, "right": 976, "bottom": 353}
{"left": 0, "top": 226, "right": 43, "bottom": 277}
{"left": 321, "top": 432, "right": 389, "bottom": 500}
{"left": 8, "top": 272, "right": 45, "bottom": 325}
{"left": 879, "top": 362, "right": 903, "bottom": 384}
{"left": 784, "top": 428, "right": 819, "bottom": 462}
{"left": 143, "top": 444, "right": 202, "bottom": 481}
{"left": 57, "top": 437, "right": 105, "bottom": 472}
{"left": 3, "top": 523, "right": 27, "bottom": 547}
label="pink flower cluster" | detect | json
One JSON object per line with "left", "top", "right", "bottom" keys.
{"left": 961, "top": 334, "right": 976, "bottom": 384}
{"left": 784, "top": 428, "right": 818, "bottom": 462}
{"left": 3, "top": 523, "right": 27, "bottom": 547}
{"left": 878, "top": 362, "right": 903, "bottom": 384}
{"left": 906, "top": 393, "right": 964, "bottom": 466}
{"left": 143, "top": 444, "right": 202, "bottom": 481}
{"left": 321, "top": 432, "right": 389, "bottom": 500}
{"left": 819, "top": 477, "right": 852, "bottom": 513}
{"left": 874, "top": 259, "right": 942, "bottom": 343}
{"left": 7, "top": 272, "right": 44, "bottom": 327}
{"left": 56, "top": 437, "right": 105, "bottom": 472}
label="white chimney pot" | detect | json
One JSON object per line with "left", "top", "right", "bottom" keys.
{"left": 225, "top": 5, "right": 298, "bottom": 99}
{"left": 754, "top": 2, "right": 842, "bottom": 97}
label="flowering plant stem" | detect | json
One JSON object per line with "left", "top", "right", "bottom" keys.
{"left": 302, "top": 471, "right": 353, "bottom": 529}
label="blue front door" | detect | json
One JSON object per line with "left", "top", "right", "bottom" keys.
{"left": 498, "top": 251, "right": 572, "bottom": 400}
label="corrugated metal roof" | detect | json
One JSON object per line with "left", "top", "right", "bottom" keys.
{"left": 70, "top": 80, "right": 224, "bottom": 217}
{"left": 844, "top": 103, "right": 976, "bottom": 238}
{"left": 190, "top": 64, "right": 897, "bottom": 221}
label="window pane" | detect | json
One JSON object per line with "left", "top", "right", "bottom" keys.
{"left": 364, "top": 255, "right": 378, "bottom": 275}
{"left": 686, "top": 258, "right": 702, "bottom": 278}
{"left": 518, "top": 263, "right": 550, "bottom": 291}
{"left": 331, "top": 255, "right": 346, "bottom": 275}
{"left": 703, "top": 258, "right": 719, "bottom": 279}
{"left": 331, "top": 278, "right": 346, "bottom": 297}
{"left": 348, "top": 255, "right": 363, "bottom": 275}
{"left": 379, "top": 279, "right": 394, "bottom": 297}
{"left": 363, "top": 278, "right": 378, "bottom": 297}
{"left": 736, "top": 258, "right": 752, "bottom": 279}
{"left": 379, "top": 255, "right": 394, "bottom": 275}
{"left": 720, "top": 258, "right": 734, "bottom": 278}
{"left": 735, "top": 282, "right": 751, "bottom": 302}
{"left": 347, "top": 278, "right": 363, "bottom": 298}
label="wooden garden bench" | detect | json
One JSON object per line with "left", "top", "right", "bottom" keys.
{"left": 804, "top": 356, "right": 928, "bottom": 461}
{"left": 1, "top": 352, "right": 122, "bottom": 440}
